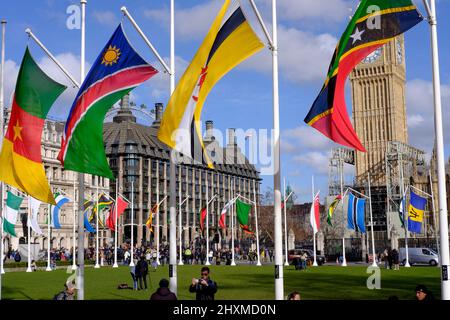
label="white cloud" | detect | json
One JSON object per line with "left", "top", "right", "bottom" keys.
{"left": 92, "top": 11, "right": 118, "bottom": 27}
{"left": 282, "top": 125, "right": 334, "bottom": 153}
{"left": 406, "top": 79, "right": 450, "bottom": 153}
{"left": 241, "top": 26, "right": 337, "bottom": 84}
{"left": 2, "top": 60, "right": 20, "bottom": 106}
{"left": 293, "top": 151, "right": 330, "bottom": 174}
{"left": 144, "top": 1, "right": 221, "bottom": 41}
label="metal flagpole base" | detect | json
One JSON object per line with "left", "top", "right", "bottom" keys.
{"left": 94, "top": 264, "right": 100, "bottom": 269}
{"left": 1, "top": 268, "right": 5, "bottom": 274}
{"left": 205, "top": 261, "right": 211, "bottom": 266}
{"left": 313, "top": 261, "right": 318, "bottom": 267}
{"left": 156, "top": 260, "right": 161, "bottom": 266}
{"left": 404, "top": 262, "right": 411, "bottom": 268}
{"left": 71, "top": 264, "right": 77, "bottom": 271}
{"left": 46, "top": 266, "right": 52, "bottom": 272}
{"left": 26, "top": 268, "right": 32, "bottom": 273}
{"left": 256, "top": 260, "right": 262, "bottom": 266}
{"left": 129, "top": 262, "right": 135, "bottom": 267}
{"left": 178, "top": 261, "right": 184, "bottom": 266}
{"left": 231, "top": 260, "right": 236, "bottom": 266}
{"left": 113, "top": 263, "right": 118, "bottom": 268}
{"left": 284, "top": 262, "right": 289, "bottom": 266}
{"left": 341, "top": 260, "right": 347, "bottom": 267}
{"left": 371, "top": 262, "right": 378, "bottom": 268}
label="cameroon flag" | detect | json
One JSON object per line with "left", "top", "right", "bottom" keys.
{"left": 304, "top": 0, "right": 423, "bottom": 151}
{"left": 0, "top": 48, "right": 66, "bottom": 204}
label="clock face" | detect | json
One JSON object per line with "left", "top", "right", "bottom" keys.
{"left": 396, "top": 40, "right": 403, "bottom": 64}
{"left": 363, "top": 48, "right": 382, "bottom": 64}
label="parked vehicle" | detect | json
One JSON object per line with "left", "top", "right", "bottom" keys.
{"left": 399, "top": 247, "right": 439, "bottom": 266}
{"left": 288, "top": 249, "right": 326, "bottom": 266}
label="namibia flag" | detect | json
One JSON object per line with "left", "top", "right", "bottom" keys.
{"left": 304, "top": 0, "right": 423, "bottom": 151}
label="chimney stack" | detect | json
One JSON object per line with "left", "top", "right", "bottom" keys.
{"left": 152, "top": 103, "right": 164, "bottom": 127}
{"left": 204, "top": 120, "right": 214, "bottom": 141}
{"left": 228, "top": 128, "right": 236, "bottom": 146}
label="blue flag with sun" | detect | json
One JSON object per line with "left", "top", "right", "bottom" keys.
{"left": 58, "top": 23, "right": 158, "bottom": 178}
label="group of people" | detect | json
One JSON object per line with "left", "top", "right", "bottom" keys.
{"left": 379, "top": 248, "right": 400, "bottom": 270}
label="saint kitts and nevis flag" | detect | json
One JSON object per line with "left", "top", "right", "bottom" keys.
{"left": 304, "top": 0, "right": 423, "bottom": 151}
{"left": 3, "top": 191, "right": 24, "bottom": 237}
{"left": 0, "top": 48, "right": 66, "bottom": 204}
{"left": 158, "top": 0, "right": 264, "bottom": 166}
{"left": 58, "top": 24, "right": 157, "bottom": 178}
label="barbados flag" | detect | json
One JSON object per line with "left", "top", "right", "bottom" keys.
{"left": 408, "top": 191, "right": 427, "bottom": 233}
{"left": 304, "top": 0, "right": 423, "bottom": 151}
{"left": 58, "top": 24, "right": 158, "bottom": 178}
{"left": 158, "top": 0, "right": 264, "bottom": 167}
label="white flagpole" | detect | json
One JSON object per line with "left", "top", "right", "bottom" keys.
{"left": 340, "top": 151, "right": 347, "bottom": 267}
{"left": 253, "top": 180, "right": 261, "bottom": 266}
{"left": 0, "top": 21, "right": 6, "bottom": 290}
{"left": 168, "top": 0, "right": 178, "bottom": 295}
{"left": 178, "top": 177, "right": 183, "bottom": 265}
{"left": 156, "top": 163, "right": 160, "bottom": 265}
{"left": 400, "top": 155, "right": 410, "bottom": 267}
{"left": 429, "top": 170, "right": 440, "bottom": 265}
{"left": 205, "top": 171, "right": 211, "bottom": 266}
{"left": 95, "top": 178, "right": 100, "bottom": 269}
{"left": 113, "top": 179, "right": 118, "bottom": 268}
{"left": 46, "top": 204, "right": 51, "bottom": 271}
{"left": 367, "top": 173, "right": 377, "bottom": 267}
{"left": 76, "top": 0, "right": 87, "bottom": 301}
{"left": 72, "top": 179, "right": 77, "bottom": 271}
{"left": 231, "top": 177, "right": 236, "bottom": 266}
{"left": 26, "top": 198, "right": 32, "bottom": 272}
{"left": 312, "top": 176, "right": 318, "bottom": 267}
{"left": 130, "top": 181, "right": 134, "bottom": 267}
{"left": 283, "top": 178, "right": 288, "bottom": 266}
{"left": 422, "top": 0, "right": 450, "bottom": 299}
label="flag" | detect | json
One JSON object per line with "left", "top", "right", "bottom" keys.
{"left": 0, "top": 48, "right": 66, "bottom": 204}
{"left": 399, "top": 196, "right": 406, "bottom": 228}
{"left": 28, "top": 196, "right": 43, "bottom": 235}
{"left": 3, "top": 191, "right": 24, "bottom": 237}
{"left": 145, "top": 204, "right": 158, "bottom": 233}
{"left": 304, "top": 0, "right": 423, "bottom": 151}
{"left": 408, "top": 191, "right": 427, "bottom": 233}
{"left": 236, "top": 199, "right": 254, "bottom": 235}
{"left": 199, "top": 207, "right": 207, "bottom": 232}
{"left": 49, "top": 193, "right": 70, "bottom": 229}
{"left": 310, "top": 192, "right": 320, "bottom": 234}
{"left": 90, "top": 194, "right": 113, "bottom": 227}
{"left": 158, "top": 1, "right": 264, "bottom": 167}
{"left": 219, "top": 198, "right": 235, "bottom": 229}
{"left": 84, "top": 210, "right": 96, "bottom": 233}
{"left": 327, "top": 194, "right": 342, "bottom": 226}
{"left": 58, "top": 24, "right": 158, "bottom": 178}
{"left": 106, "top": 196, "right": 128, "bottom": 231}
{"left": 347, "top": 193, "right": 366, "bottom": 233}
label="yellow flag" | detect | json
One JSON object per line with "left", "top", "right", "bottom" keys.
{"left": 158, "top": 1, "right": 264, "bottom": 167}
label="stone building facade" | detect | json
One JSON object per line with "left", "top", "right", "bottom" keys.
{"left": 103, "top": 95, "right": 261, "bottom": 247}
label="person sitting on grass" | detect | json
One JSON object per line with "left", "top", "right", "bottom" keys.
{"left": 54, "top": 281, "right": 76, "bottom": 300}
{"left": 30, "top": 260, "right": 37, "bottom": 272}
{"left": 150, "top": 279, "right": 177, "bottom": 300}
{"left": 189, "top": 266, "right": 218, "bottom": 301}
{"left": 415, "top": 285, "right": 435, "bottom": 301}
{"left": 287, "top": 291, "right": 301, "bottom": 300}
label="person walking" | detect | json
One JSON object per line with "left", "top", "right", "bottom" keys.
{"left": 387, "top": 248, "right": 393, "bottom": 270}
{"left": 130, "top": 261, "right": 138, "bottom": 290}
{"left": 150, "top": 279, "right": 177, "bottom": 300}
{"left": 189, "top": 266, "right": 218, "bottom": 301}
{"left": 392, "top": 249, "right": 400, "bottom": 271}
{"left": 135, "top": 256, "right": 149, "bottom": 290}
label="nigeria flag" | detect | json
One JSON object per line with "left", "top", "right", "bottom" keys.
{"left": 3, "top": 191, "right": 24, "bottom": 237}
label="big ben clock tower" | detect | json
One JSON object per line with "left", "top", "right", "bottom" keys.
{"left": 350, "top": 35, "right": 408, "bottom": 186}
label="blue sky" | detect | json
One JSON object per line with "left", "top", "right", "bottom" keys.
{"left": 1, "top": 0, "right": 450, "bottom": 203}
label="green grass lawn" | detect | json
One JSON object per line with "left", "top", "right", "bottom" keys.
{"left": 1, "top": 264, "right": 441, "bottom": 300}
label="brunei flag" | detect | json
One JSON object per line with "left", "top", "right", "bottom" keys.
{"left": 158, "top": 0, "right": 264, "bottom": 167}
{"left": 58, "top": 24, "right": 158, "bottom": 178}
{"left": 0, "top": 48, "right": 66, "bottom": 204}
{"left": 304, "top": 0, "right": 423, "bottom": 151}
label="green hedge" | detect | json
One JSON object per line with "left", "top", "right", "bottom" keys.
{"left": 4, "top": 260, "right": 95, "bottom": 269}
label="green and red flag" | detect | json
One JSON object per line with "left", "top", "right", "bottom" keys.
{"left": 58, "top": 24, "right": 157, "bottom": 178}
{"left": 0, "top": 48, "right": 66, "bottom": 204}
{"left": 236, "top": 199, "right": 254, "bottom": 235}
{"left": 304, "top": 0, "right": 423, "bottom": 151}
